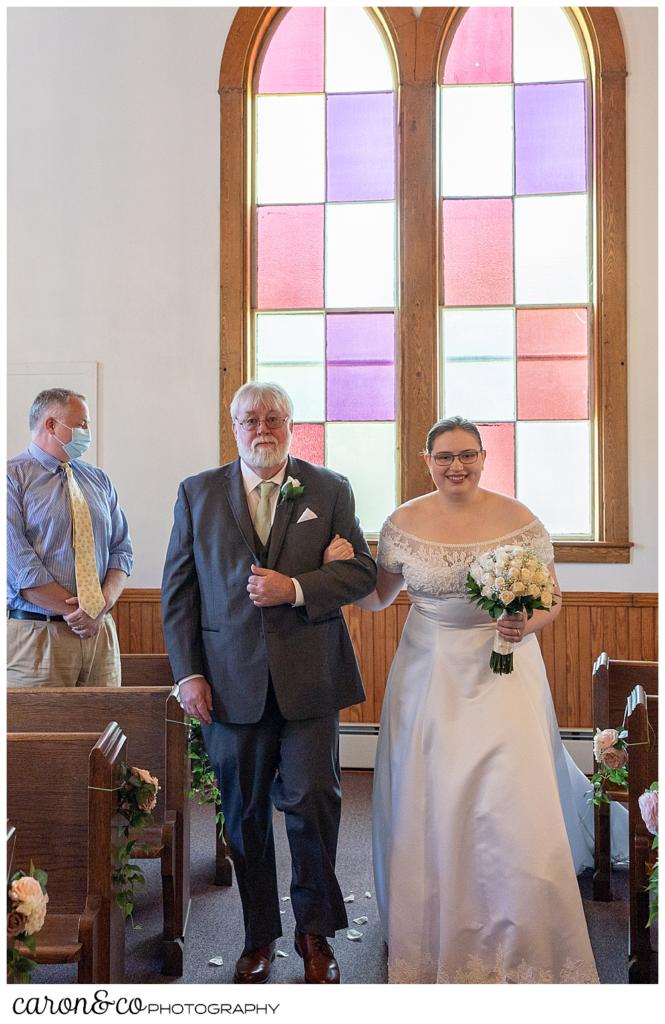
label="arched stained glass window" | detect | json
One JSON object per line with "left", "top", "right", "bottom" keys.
{"left": 252, "top": 7, "right": 398, "bottom": 532}
{"left": 440, "top": 7, "right": 593, "bottom": 537}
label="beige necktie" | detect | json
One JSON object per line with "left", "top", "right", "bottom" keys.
{"left": 61, "top": 463, "right": 106, "bottom": 617}
{"left": 254, "top": 481, "right": 277, "bottom": 546}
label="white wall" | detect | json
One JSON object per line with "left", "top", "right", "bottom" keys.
{"left": 7, "top": 7, "right": 658, "bottom": 591}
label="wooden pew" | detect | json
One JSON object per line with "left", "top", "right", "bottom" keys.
{"left": 592, "top": 652, "right": 658, "bottom": 900}
{"left": 625, "top": 685, "right": 659, "bottom": 983}
{"left": 7, "top": 722, "right": 126, "bottom": 983}
{"left": 121, "top": 653, "right": 233, "bottom": 887}
{"left": 7, "top": 686, "right": 189, "bottom": 977}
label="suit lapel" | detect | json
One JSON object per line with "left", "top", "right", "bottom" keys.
{"left": 266, "top": 457, "right": 301, "bottom": 568}
{"left": 222, "top": 460, "right": 258, "bottom": 557}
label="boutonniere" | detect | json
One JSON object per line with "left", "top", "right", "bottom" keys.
{"left": 280, "top": 476, "right": 304, "bottom": 503}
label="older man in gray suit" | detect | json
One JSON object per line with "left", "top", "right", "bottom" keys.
{"left": 161, "top": 381, "right": 376, "bottom": 984}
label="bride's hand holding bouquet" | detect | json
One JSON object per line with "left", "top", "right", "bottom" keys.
{"left": 466, "top": 545, "right": 558, "bottom": 674}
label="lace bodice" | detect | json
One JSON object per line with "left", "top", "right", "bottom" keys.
{"left": 377, "top": 517, "right": 554, "bottom": 598}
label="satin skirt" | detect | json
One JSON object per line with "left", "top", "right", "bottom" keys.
{"left": 372, "top": 596, "right": 609, "bottom": 983}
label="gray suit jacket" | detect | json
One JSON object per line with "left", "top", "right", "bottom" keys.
{"left": 161, "top": 456, "right": 377, "bottom": 723}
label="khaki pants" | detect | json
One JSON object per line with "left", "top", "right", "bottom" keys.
{"left": 7, "top": 615, "right": 121, "bottom": 688}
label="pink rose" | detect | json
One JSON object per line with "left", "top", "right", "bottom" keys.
{"left": 9, "top": 875, "right": 49, "bottom": 936}
{"left": 7, "top": 910, "right": 27, "bottom": 940}
{"left": 638, "top": 790, "right": 658, "bottom": 836}
{"left": 600, "top": 746, "right": 628, "bottom": 770}
{"left": 132, "top": 766, "right": 159, "bottom": 812}
{"left": 593, "top": 728, "right": 619, "bottom": 762}
{"left": 9, "top": 875, "right": 42, "bottom": 905}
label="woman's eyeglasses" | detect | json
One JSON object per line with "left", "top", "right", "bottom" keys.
{"left": 430, "top": 450, "right": 482, "bottom": 467}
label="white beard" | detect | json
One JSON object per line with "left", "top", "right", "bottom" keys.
{"left": 237, "top": 434, "right": 291, "bottom": 470}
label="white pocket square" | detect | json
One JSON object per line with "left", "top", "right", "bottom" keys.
{"left": 297, "top": 508, "right": 318, "bottom": 524}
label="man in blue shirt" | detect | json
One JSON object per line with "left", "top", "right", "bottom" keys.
{"left": 7, "top": 388, "right": 133, "bottom": 687}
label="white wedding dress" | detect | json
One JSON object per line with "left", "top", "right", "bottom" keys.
{"left": 372, "top": 517, "right": 623, "bottom": 984}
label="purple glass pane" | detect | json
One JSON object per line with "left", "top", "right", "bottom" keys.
{"left": 326, "top": 313, "right": 395, "bottom": 421}
{"left": 327, "top": 93, "right": 396, "bottom": 202}
{"left": 327, "top": 312, "right": 395, "bottom": 361}
{"left": 515, "top": 83, "right": 587, "bottom": 195}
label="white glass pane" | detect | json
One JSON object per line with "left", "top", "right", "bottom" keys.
{"left": 515, "top": 195, "right": 588, "bottom": 305}
{"left": 256, "top": 363, "right": 324, "bottom": 422}
{"left": 256, "top": 95, "right": 325, "bottom": 205}
{"left": 442, "top": 308, "right": 514, "bottom": 359}
{"left": 440, "top": 86, "right": 513, "bottom": 198}
{"left": 325, "top": 203, "right": 396, "bottom": 309}
{"left": 443, "top": 359, "right": 515, "bottom": 422}
{"left": 513, "top": 7, "right": 586, "bottom": 84}
{"left": 326, "top": 422, "right": 396, "bottom": 534}
{"left": 256, "top": 313, "right": 325, "bottom": 363}
{"left": 325, "top": 8, "right": 394, "bottom": 93}
{"left": 516, "top": 421, "right": 591, "bottom": 535}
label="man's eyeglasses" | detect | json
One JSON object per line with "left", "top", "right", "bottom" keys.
{"left": 430, "top": 450, "right": 482, "bottom": 467}
{"left": 235, "top": 414, "right": 290, "bottom": 432}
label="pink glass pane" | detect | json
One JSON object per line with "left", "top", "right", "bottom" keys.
{"left": 515, "top": 83, "right": 587, "bottom": 195}
{"left": 257, "top": 8, "right": 324, "bottom": 94}
{"left": 442, "top": 7, "right": 512, "bottom": 85}
{"left": 477, "top": 422, "right": 515, "bottom": 496}
{"left": 327, "top": 93, "right": 396, "bottom": 202}
{"left": 290, "top": 422, "right": 324, "bottom": 465}
{"left": 326, "top": 313, "right": 395, "bottom": 421}
{"left": 516, "top": 308, "right": 588, "bottom": 356}
{"left": 256, "top": 206, "right": 324, "bottom": 310}
{"left": 442, "top": 199, "right": 513, "bottom": 305}
{"left": 517, "top": 309, "right": 589, "bottom": 420}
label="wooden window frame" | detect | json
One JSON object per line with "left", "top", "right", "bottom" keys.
{"left": 219, "top": 6, "right": 629, "bottom": 563}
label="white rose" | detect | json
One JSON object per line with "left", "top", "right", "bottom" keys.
{"left": 512, "top": 581, "right": 526, "bottom": 594}
{"left": 541, "top": 590, "right": 553, "bottom": 608}
{"left": 508, "top": 566, "right": 521, "bottom": 581}
{"left": 495, "top": 577, "right": 506, "bottom": 590}
{"left": 500, "top": 590, "right": 515, "bottom": 605}
{"left": 482, "top": 572, "right": 494, "bottom": 585}
{"left": 529, "top": 584, "right": 541, "bottom": 598}
{"left": 481, "top": 585, "right": 493, "bottom": 598}
{"left": 520, "top": 568, "right": 533, "bottom": 582}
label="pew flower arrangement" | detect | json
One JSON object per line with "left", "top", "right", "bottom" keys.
{"left": 589, "top": 727, "right": 629, "bottom": 805}
{"left": 188, "top": 720, "right": 224, "bottom": 836}
{"left": 7, "top": 864, "right": 49, "bottom": 983}
{"left": 466, "top": 545, "right": 557, "bottom": 674}
{"left": 639, "top": 782, "right": 658, "bottom": 926}
{"left": 113, "top": 765, "right": 160, "bottom": 921}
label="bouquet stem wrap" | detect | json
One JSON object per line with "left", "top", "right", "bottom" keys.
{"left": 490, "top": 612, "right": 514, "bottom": 674}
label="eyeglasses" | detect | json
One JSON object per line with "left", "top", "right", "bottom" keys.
{"left": 430, "top": 449, "right": 482, "bottom": 467}
{"left": 235, "top": 414, "right": 290, "bottom": 432}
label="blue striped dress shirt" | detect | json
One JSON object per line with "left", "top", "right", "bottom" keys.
{"left": 7, "top": 442, "right": 133, "bottom": 614}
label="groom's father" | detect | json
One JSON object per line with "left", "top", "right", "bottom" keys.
{"left": 161, "top": 381, "right": 376, "bottom": 984}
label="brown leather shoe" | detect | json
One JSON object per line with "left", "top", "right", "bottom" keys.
{"left": 233, "top": 942, "right": 275, "bottom": 984}
{"left": 294, "top": 931, "right": 340, "bottom": 984}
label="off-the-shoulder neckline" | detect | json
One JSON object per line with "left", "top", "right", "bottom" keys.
{"left": 383, "top": 516, "right": 544, "bottom": 549}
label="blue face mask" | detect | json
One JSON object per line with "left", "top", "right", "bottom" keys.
{"left": 54, "top": 420, "right": 92, "bottom": 460}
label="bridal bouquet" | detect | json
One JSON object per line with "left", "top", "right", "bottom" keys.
{"left": 466, "top": 545, "right": 557, "bottom": 674}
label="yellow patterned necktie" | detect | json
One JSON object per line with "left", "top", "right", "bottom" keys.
{"left": 61, "top": 462, "right": 106, "bottom": 618}
{"left": 254, "top": 480, "right": 277, "bottom": 546}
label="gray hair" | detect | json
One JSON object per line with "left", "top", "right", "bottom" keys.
{"left": 29, "top": 388, "right": 87, "bottom": 433}
{"left": 425, "top": 415, "right": 483, "bottom": 454}
{"left": 230, "top": 381, "right": 294, "bottom": 421}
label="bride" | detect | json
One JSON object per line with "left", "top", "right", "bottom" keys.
{"left": 348, "top": 416, "right": 622, "bottom": 984}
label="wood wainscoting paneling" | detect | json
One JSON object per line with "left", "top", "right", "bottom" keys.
{"left": 113, "top": 590, "right": 657, "bottom": 729}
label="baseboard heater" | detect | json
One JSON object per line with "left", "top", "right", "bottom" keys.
{"left": 340, "top": 724, "right": 594, "bottom": 773}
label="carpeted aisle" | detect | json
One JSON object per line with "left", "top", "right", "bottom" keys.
{"left": 32, "top": 770, "right": 628, "bottom": 985}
